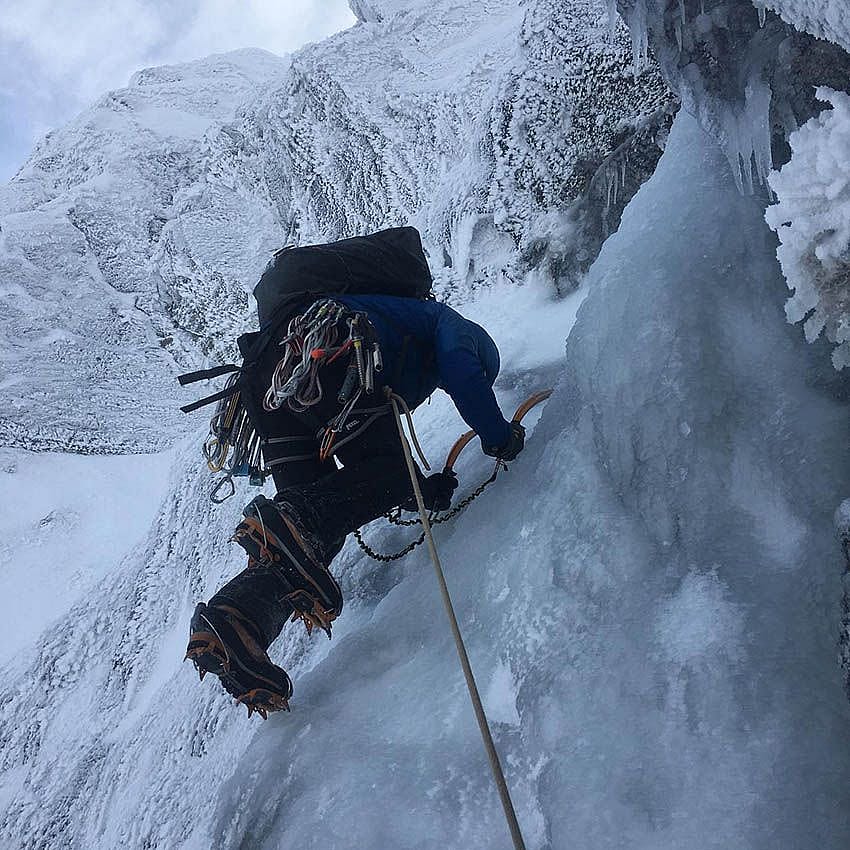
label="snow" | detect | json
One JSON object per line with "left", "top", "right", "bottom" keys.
{"left": 0, "top": 49, "right": 291, "bottom": 455}
{"left": 766, "top": 87, "right": 850, "bottom": 368}
{"left": 0, "top": 448, "right": 173, "bottom": 663}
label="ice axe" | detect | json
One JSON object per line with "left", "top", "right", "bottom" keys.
{"left": 443, "top": 388, "right": 553, "bottom": 472}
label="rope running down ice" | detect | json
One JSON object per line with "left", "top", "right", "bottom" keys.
{"left": 388, "top": 390, "right": 527, "bottom": 850}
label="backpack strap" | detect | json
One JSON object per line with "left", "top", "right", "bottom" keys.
{"left": 177, "top": 363, "right": 240, "bottom": 386}
{"left": 179, "top": 383, "right": 241, "bottom": 414}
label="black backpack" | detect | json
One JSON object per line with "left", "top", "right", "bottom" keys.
{"left": 178, "top": 226, "right": 433, "bottom": 412}
{"left": 254, "top": 226, "right": 433, "bottom": 326}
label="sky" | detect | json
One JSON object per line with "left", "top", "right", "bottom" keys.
{"left": 0, "top": 0, "right": 356, "bottom": 182}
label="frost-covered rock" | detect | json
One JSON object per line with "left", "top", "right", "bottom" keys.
{"left": 613, "top": 0, "right": 850, "bottom": 189}
{"left": 756, "top": 0, "right": 850, "bottom": 54}
{"left": 491, "top": 0, "right": 676, "bottom": 288}
{"left": 348, "top": 0, "right": 407, "bottom": 21}
{"left": 0, "top": 49, "right": 290, "bottom": 454}
{"left": 766, "top": 87, "right": 850, "bottom": 367}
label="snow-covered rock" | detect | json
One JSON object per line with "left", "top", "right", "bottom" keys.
{"left": 0, "top": 49, "right": 290, "bottom": 454}
{"left": 766, "top": 87, "right": 850, "bottom": 368}
{"left": 0, "top": 0, "right": 671, "bottom": 454}
{"left": 757, "top": 0, "right": 850, "bottom": 54}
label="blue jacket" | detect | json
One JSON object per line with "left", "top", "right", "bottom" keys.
{"left": 336, "top": 295, "right": 511, "bottom": 448}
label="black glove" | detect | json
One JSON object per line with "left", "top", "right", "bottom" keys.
{"left": 482, "top": 421, "right": 525, "bottom": 462}
{"left": 401, "top": 470, "right": 459, "bottom": 513}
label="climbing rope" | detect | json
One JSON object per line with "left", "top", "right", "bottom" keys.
{"left": 388, "top": 391, "right": 528, "bottom": 850}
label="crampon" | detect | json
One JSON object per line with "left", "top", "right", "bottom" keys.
{"left": 185, "top": 602, "right": 293, "bottom": 718}
{"left": 232, "top": 494, "right": 343, "bottom": 630}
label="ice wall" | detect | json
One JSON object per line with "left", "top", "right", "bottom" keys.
{"left": 201, "top": 113, "right": 850, "bottom": 849}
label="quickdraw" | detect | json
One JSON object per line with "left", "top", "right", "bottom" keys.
{"left": 263, "top": 299, "right": 384, "bottom": 463}
{"left": 354, "top": 389, "right": 553, "bottom": 561}
{"left": 264, "top": 300, "right": 381, "bottom": 418}
{"left": 203, "top": 373, "right": 266, "bottom": 502}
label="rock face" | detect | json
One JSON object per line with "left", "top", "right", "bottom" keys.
{"left": 1, "top": 0, "right": 671, "bottom": 454}
{"left": 0, "top": 49, "right": 290, "bottom": 454}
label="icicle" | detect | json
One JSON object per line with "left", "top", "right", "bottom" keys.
{"left": 718, "top": 74, "right": 773, "bottom": 193}
{"left": 757, "top": 4, "right": 766, "bottom": 27}
{"left": 605, "top": 0, "right": 618, "bottom": 40}
{"left": 625, "top": 0, "right": 649, "bottom": 72}
{"left": 675, "top": 0, "right": 686, "bottom": 53}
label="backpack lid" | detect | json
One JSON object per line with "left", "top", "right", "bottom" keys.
{"left": 254, "top": 226, "right": 433, "bottom": 326}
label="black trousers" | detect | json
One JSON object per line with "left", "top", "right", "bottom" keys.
{"left": 209, "top": 360, "right": 417, "bottom": 647}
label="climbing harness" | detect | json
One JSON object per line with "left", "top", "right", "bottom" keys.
{"left": 354, "top": 389, "right": 552, "bottom": 561}
{"left": 388, "top": 391, "right": 528, "bottom": 850}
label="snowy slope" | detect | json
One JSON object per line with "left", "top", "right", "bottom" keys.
{"left": 0, "top": 448, "right": 172, "bottom": 664}
{"left": 3, "top": 0, "right": 850, "bottom": 849}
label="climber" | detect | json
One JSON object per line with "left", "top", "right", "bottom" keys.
{"left": 183, "top": 229, "right": 524, "bottom": 717}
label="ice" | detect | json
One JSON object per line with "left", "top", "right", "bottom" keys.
{"left": 718, "top": 71, "right": 773, "bottom": 192}
{"left": 623, "top": 0, "right": 650, "bottom": 69}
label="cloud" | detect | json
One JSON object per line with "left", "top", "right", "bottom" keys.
{"left": 0, "top": 0, "right": 356, "bottom": 180}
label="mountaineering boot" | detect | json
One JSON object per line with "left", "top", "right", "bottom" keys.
{"left": 232, "top": 494, "right": 343, "bottom": 637}
{"left": 185, "top": 602, "right": 292, "bottom": 718}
